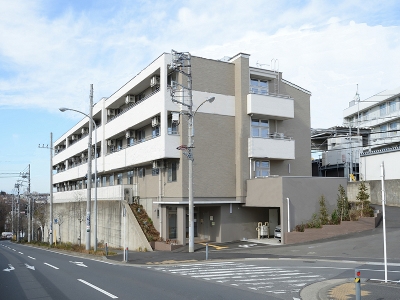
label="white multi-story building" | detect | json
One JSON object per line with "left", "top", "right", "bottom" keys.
{"left": 51, "top": 51, "right": 344, "bottom": 248}
{"left": 343, "top": 86, "right": 400, "bottom": 181}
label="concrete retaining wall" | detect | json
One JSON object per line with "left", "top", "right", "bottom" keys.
{"left": 46, "top": 200, "right": 152, "bottom": 251}
{"left": 284, "top": 213, "right": 381, "bottom": 245}
{"left": 348, "top": 180, "right": 400, "bottom": 207}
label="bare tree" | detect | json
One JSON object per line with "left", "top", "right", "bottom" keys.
{"left": 33, "top": 195, "right": 48, "bottom": 242}
{"left": 71, "top": 192, "right": 85, "bottom": 245}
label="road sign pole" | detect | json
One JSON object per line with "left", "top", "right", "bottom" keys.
{"left": 355, "top": 269, "right": 361, "bottom": 300}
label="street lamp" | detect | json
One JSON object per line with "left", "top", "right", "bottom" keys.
{"left": 187, "top": 96, "right": 215, "bottom": 253}
{"left": 59, "top": 104, "right": 98, "bottom": 251}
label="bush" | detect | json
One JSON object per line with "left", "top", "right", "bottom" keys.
{"left": 295, "top": 223, "right": 305, "bottom": 232}
{"left": 330, "top": 209, "right": 340, "bottom": 225}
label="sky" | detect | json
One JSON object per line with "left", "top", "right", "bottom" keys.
{"left": 0, "top": 0, "right": 399, "bottom": 193}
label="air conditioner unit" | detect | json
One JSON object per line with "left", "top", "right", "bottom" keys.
{"left": 81, "top": 128, "right": 89, "bottom": 134}
{"left": 81, "top": 153, "right": 87, "bottom": 159}
{"left": 172, "top": 112, "right": 180, "bottom": 123}
{"left": 107, "top": 109, "right": 115, "bottom": 116}
{"left": 71, "top": 134, "right": 78, "bottom": 140}
{"left": 126, "top": 130, "right": 135, "bottom": 139}
{"left": 125, "top": 95, "right": 136, "bottom": 104}
{"left": 150, "top": 76, "right": 160, "bottom": 87}
{"left": 152, "top": 160, "right": 159, "bottom": 169}
{"left": 107, "top": 139, "right": 115, "bottom": 146}
{"left": 152, "top": 116, "right": 160, "bottom": 127}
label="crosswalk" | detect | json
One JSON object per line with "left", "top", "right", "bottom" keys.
{"left": 148, "top": 261, "right": 324, "bottom": 298}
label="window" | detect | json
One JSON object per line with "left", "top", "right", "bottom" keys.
{"left": 138, "top": 168, "right": 145, "bottom": 178}
{"left": 380, "top": 103, "right": 387, "bottom": 117}
{"left": 102, "top": 176, "right": 107, "bottom": 187}
{"left": 152, "top": 126, "right": 160, "bottom": 138}
{"left": 116, "top": 139, "right": 123, "bottom": 151}
{"left": 362, "top": 111, "right": 368, "bottom": 121}
{"left": 127, "top": 171, "right": 134, "bottom": 184}
{"left": 137, "top": 129, "right": 145, "bottom": 143}
{"left": 117, "top": 173, "right": 123, "bottom": 185}
{"left": 380, "top": 124, "right": 387, "bottom": 138}
{"left": 168, "top": 116, "right": 178, "bottom": 134}
{"left": 128, "top": 137, "right": 135, "bottom": 147}
{"left": 250, "top": 79, "right": 269, "bottom": 95}
{"left": 168, "top": 161, "right": 177, "bottom": 182}
{"left": 251, "top": 118, "right": 269, "bottom": 138}
{"left": 109, "top": 174, "right": 114, "bottom": 186}
{"left": 389, "top": 101, "right": 396, "bottom": 113}
{"left": 389, "top": 122, "right": 398, "bottom": 136}
{"left": 255, "top": 161, "right": 270, "bottom": 177}
{"left": 152, "top": 168, "right": 159, "bottom": 176}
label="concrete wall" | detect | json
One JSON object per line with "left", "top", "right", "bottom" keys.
{"left": 348, "top": 180, "right": 400, "bottom": 207}
{"left": 359, "top": 150, "right": 400, "bottom": 181}
{"left": 47, "top": 200, "right": 152, "bottom": 251}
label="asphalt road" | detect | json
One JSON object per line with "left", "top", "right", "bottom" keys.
{"left": 0, "top": 241, "right": 282, "bottom": 300}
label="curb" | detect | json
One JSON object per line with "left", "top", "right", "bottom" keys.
{"left": 300, "top": 278, "right": 348, "bottom": 300}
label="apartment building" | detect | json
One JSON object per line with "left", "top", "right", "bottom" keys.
{"left": 52, "top": 51, "right": 322, "bottom": 247}
{"left": 343, "top": 86, "right": 400, "bottom": 181}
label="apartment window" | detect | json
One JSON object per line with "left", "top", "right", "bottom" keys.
{"left": 109, "top": 174, "right": 114, "bottom": 186}
{"left": 250, "top": 79, "right": 269, "bottom": 95}
{"left": 380, "top": 103, "right": 387, "bottom": 117}
{"left": 128, "top": 137, "right": 135, "bottom": 147}
{"left": 168, "top": 162, "right": 177, "bottom": 182}
{"left": 389, "top": 122, "right": 398, "bottom": 136}
{"left": 152, "top": 168, "right": 159, "bottom": 176}
{"left": 255, "top": 161, "right": 270, "bottom": 177}
{"left": 362, "top": 111, "right": 368, "bottom": 121}
{"left": 152, "top": 126, "right": 160, "bottom": 138}
{"left": 137, "top": 129, "right": 145, "bottom": 143}
{"left": 389, "top": 101, "right": 396, "bottom": 113}
{"left": 138, "top": 168, "right": 145, "bottom": 178}
{"left": 380, "top": 124, "right": 387, "bottom": 138}
{"left": 168, "top": 116, "right": 178, "bottom": 134}
{"left": 116, "top": 139, "right": 123, "bottom": 151}
{"left": 251, "top": 118, "right": 269, "bottom": 138}
{"left": 127, "top": 171, "right": 134, "bottom": 184}
{"left": 78, "top": 180, "right": 83, "bottom": 189}
{"left": 117, "top": 173, "right": 123, "bottom": 185}
{"left": 102, "top": 176, "right": 107, "bottom": 187}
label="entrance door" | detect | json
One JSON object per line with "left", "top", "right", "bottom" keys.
{"left": 202, "top": 212, "right": 209, "bottom": 240}
{"left": 168, "top": 210, "right": 177, "bottom": 239}
{"left": 269, "top": 208, "right": 279, "bottom": 237}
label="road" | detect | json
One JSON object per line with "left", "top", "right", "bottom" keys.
{"left": 0, "top": 240, "right": 281, "bottom": 300}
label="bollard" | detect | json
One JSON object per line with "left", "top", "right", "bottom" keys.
{"left": 125, "top": 247, "right": 129, "bottom": 262}
{"left": 105, "top": 243, "right": 108, "bottom": 256}
{"left": 355, "top": 269, "right": 361, "bottom": 300}
{"left": 206, "top": 243, "right": 209, "bottom": 260}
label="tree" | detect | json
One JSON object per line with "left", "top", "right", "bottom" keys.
{"left": 319, "top": 195, "right": 329, "bottom": 225}
{"left": 337, "top": 185, "right": 350, "bottom": 222}
{"left": 33, "top": 196, "right": 48, "bottom": 242}
{"left": 356, "top": 181, "right": 373, "bottom": 217}
{"left": 71, "top": 192, "right": 85, "bottom": 245}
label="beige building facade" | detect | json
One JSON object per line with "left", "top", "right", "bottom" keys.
{"left": 52, "top": 51, "right": 324, "bottom": 247}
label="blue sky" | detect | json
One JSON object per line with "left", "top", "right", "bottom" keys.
{"left": 1, "top": 0, "right": 399, "bottom": 193}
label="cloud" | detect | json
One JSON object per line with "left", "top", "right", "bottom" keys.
{"left": 0, "top": 0, "right": 399, "bottom": 129}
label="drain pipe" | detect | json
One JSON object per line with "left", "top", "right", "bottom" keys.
{"left": 287, "top": 197, "right": 290, "bottom": 232}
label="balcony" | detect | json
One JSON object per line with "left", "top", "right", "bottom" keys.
{"left": 247, "top": 93, "right": 294, "bottom": 120}
{"left": 248, "top": 135, "right": 295, "bottom": 160}
{"left": 53, "top": 185, "right": 124, "bottom": 203}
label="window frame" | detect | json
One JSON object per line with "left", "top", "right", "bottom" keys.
{"left": 254, "top": 160, "right": 270, "bottom": 178}
{"left": 167, "top": 161, "right": 177, "bottom": 182}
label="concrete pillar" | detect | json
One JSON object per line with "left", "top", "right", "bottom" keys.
{"left": 177, "top": 206, "right": 186, "bottom": 245}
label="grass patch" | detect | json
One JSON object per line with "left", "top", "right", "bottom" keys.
{"left": 25, "top": 240, "right": 117, "bottom": 256}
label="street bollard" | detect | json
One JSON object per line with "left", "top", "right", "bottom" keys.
{"left": 206, "top": 243, "right": 209, "bottom": 260}
{"left": 125, "top": 247, "right": 129, "bottom": 262}
{"left": 105, "top": 243, "right": 108, "bottom": 256}
{"left": 355, "top": 269, "right": 361, "bottom": 300}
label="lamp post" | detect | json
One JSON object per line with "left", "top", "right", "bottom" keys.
{"left": 187, "top": 96, "right": 215, "bottom": 253}
{"left": 59, "top": 101, "right": 98, "bottom": 250}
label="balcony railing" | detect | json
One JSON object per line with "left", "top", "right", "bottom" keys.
{"left": 107, "top": 87, "right": 160, "bottom": 124}
{"left": 106, "top": 133, "right": 161, "bottom": 156}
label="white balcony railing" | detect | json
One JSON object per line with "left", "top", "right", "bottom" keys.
{"left": 247, "top": 93, "right": 294, "bottom": 120}
{"left": 248, "top": 136, "right": 295, "bottom": 160}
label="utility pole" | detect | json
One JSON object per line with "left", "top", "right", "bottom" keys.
{"left": 86, "top": 84, "right": 93, "bottom": 251}
{"left": 50, "top": 133, "right": 54, "bottom": 245}
{"left": 27, "top": 164, "right": 31, "bottom": 243}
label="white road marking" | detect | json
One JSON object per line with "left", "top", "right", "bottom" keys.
{"left": 18, "top": 252, "right": 23, "bottom": 254}
{"left": 3, "top": 264, "right": 15, "bottom": 272}
{"left": 25, "top": 263, "right": 35, "bottom": 270}
{"left": 77, "top": 279, "right": 118, "bottom": 299}
{"left": 70, "top": 261, "right": 87, "bottom": 267}
{"left": 12, "top": 249, "right": 16, "bottom": 251}
{"left": 44, "top": 263, "right": 59, "bottom": 269}
{"left": 28, "top": 256, "right": 36, "bottom": 260}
